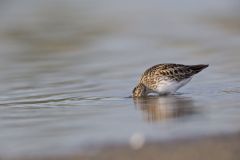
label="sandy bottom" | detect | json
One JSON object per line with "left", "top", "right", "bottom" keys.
{"left": 12, "top": 133, "right": 240, "bottom": 160}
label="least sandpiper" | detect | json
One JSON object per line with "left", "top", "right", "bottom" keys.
{"left": 132, "top": 63, "right": 208, "bottom": 97}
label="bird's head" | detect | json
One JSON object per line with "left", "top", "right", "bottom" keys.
{"left": 132, "top": 83, "right": 147, "bottom": 97}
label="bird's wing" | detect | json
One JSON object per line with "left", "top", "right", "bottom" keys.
{"left": 140, "top": 64, "right": 208, "bottom": 90}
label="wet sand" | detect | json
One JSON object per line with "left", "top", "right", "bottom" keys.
{"left": 14, "top": 132, "right": 240, "bottom": 160}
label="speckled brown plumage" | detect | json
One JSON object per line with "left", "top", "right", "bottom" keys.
{"left": 132, "top": 63, "right": 208, "bottom": 97}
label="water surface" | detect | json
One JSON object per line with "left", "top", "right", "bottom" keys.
{"left": 0, "top": 0, "right": 240, "bottom": 158}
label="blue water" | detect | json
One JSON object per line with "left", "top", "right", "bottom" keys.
{"left": 0, "top": 0, "right": 239, "bottom": 158}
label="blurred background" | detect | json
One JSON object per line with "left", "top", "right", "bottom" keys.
{"left": 0, "top": 0, "right": 240, "bottom": 159}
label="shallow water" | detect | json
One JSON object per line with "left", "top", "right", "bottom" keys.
{"left": 0, "top": 0, "right": 240, "bottom": 158}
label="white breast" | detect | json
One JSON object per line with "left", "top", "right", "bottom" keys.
{"left": 155, "top": 78, "right": 192, "bottom": 94}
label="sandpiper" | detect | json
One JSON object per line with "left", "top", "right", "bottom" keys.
{"left": 132, "top": 63, "right": 208, "bottom": 97}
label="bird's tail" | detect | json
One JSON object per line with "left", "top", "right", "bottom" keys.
{"left": 189, "top": 64, "right": 209, "bottom": 74}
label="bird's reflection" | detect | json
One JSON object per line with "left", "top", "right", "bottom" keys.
{"left": 133, "top": 95, "right": 197, "bottom": 122}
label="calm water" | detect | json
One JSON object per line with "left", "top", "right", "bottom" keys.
{"left": 0, "top": 0, "right": 240, "bottom": 158}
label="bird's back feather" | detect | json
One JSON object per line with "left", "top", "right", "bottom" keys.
{"left": 139, "top": 63, "right": 208, "bottom": 91}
